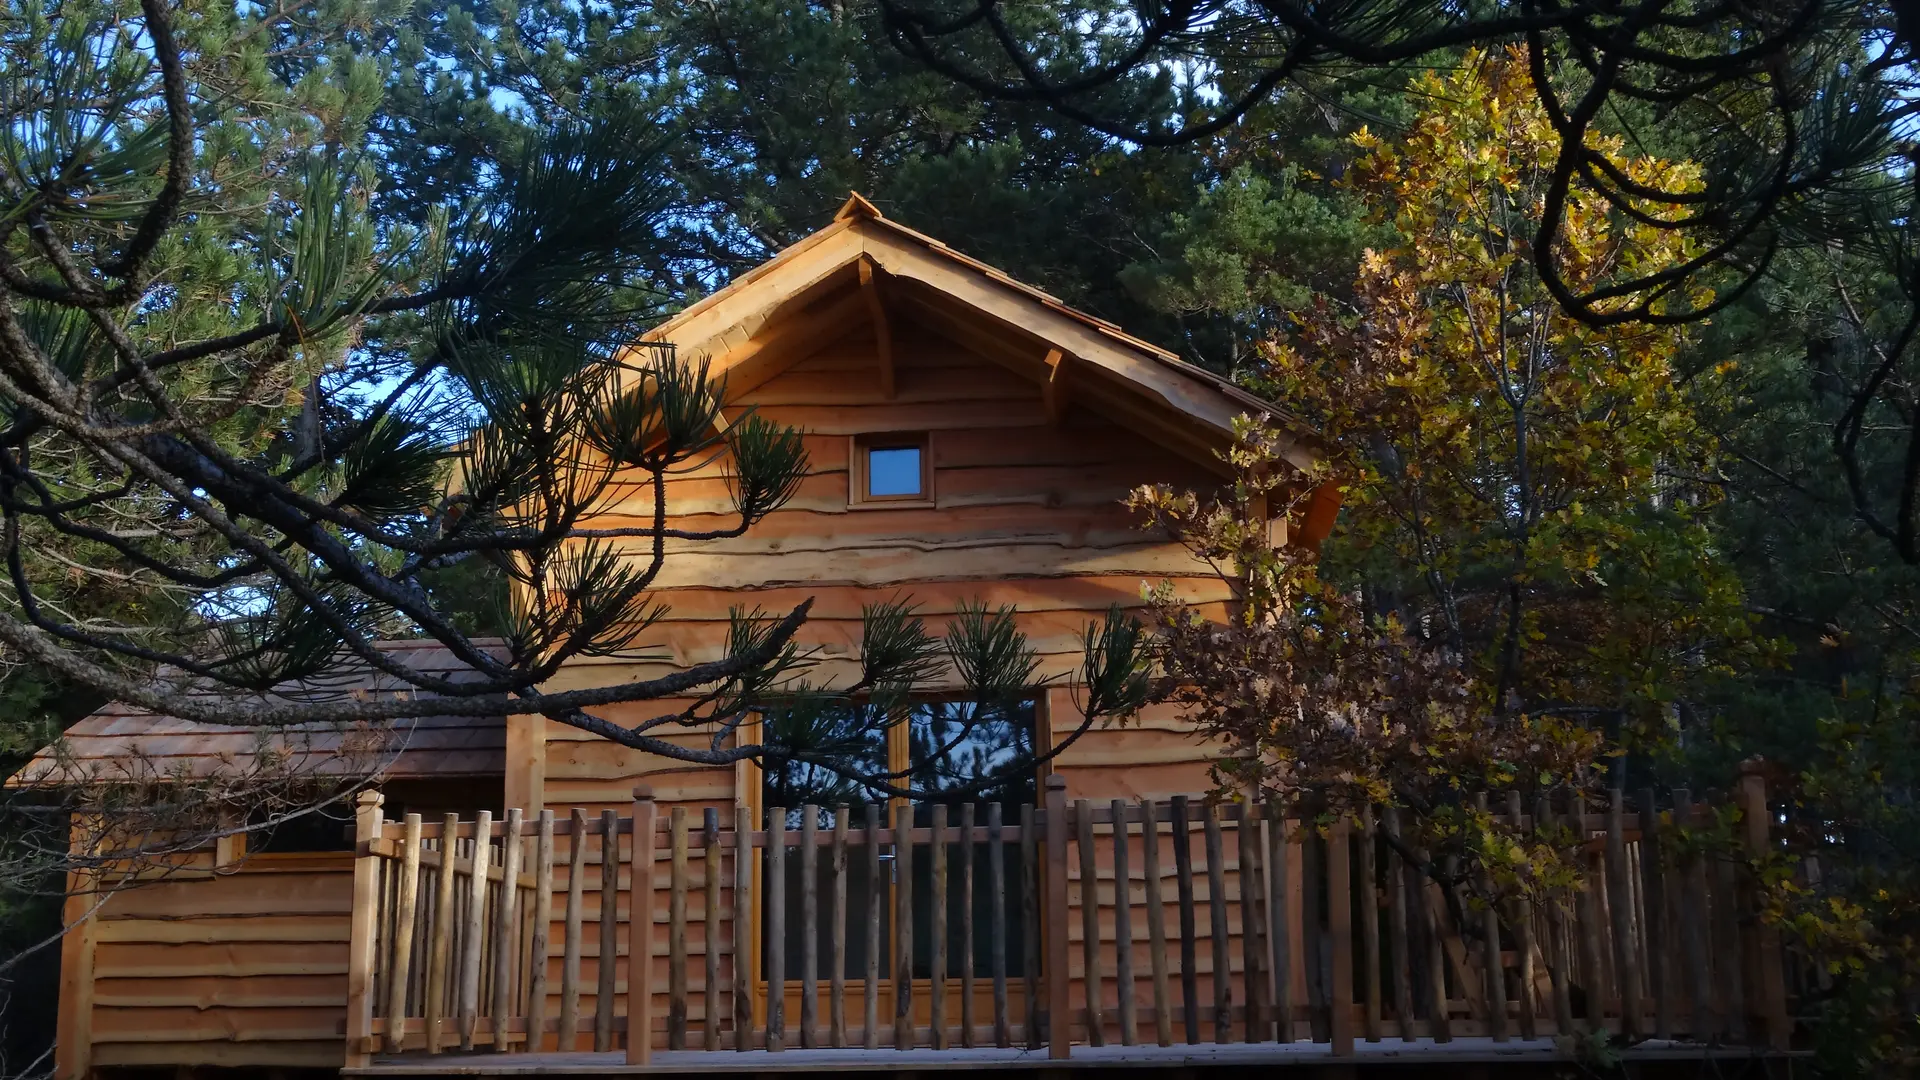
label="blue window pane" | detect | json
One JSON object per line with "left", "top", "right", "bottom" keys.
{"left": 867, "top": 446, "right": 922, "bottom": 497}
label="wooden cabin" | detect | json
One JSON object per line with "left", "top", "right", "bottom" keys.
{"left": 20, "top": 196, "right": 1799, "bottom": 1078}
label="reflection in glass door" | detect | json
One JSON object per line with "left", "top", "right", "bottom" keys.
{"left": 757, "top": 699, "right": 1037, "bottom": 984}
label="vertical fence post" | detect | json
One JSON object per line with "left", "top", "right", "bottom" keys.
{"left": 734, "top": 805, "right": 757, "bottom": 1052}
{"left": 491, "top": 807, "right": 523, "bottom": 1052}
{"left": 1738, "top": 763, "right": 1792, "bottom": 1051}
{"left": 426, "top": 812, "right": 459, "bottom": 1054}
{"left": 1269, "top": 802, "right": 1295, "bottom": 1045}
{"left": 346, "top": 790, "right": 387, "bottom": 1068}
{"left": 627, "top": 788, "right": 658, "bottom": 1064}
{"left": 670, "top": 807, "right": 690, "bottom": 1051}
{"left": 1357, "top": 806, "right": 1379, "bottom": 1043}
{"left": 593, "top": 810, "right": 616, "bottom": 1052}
{"left": 1673, "top": 789, "right": 1715, "bottom": 1040}
{"left": 706, "top": 807, "right": 724, "bottom": 1053}
{"left": 1043, "top": 775, "right": 1072, "bottom": 1059}
{"left": 387, "top": 814, "right": 424, "bottom": 1054}
{"left": 891, "top": 802, "right": 911, "bottom": 1051}
{"left": 1237, "top": 803, "right": 1267, "bottom": 1044}
{"left": 1606, "top": 788, "right": 1642, "bottom": 1039}
{"left": 1327, "top": 816, "right": 1354, "bottom": 1057}
{"left": 1476, "top": 793, "right": 1508, "bottom": 1044}
{"left": 1075, "top": 799, "right": 1105, "bottom": 1047}
{"left": 528, "top": 810, "right": 556, "bottom": 1054}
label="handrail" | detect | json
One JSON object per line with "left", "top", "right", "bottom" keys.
{"left": 344, "top": 772, "right": 1800, "bottom": 1065}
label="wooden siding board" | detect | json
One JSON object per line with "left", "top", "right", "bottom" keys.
{"left": 536, "top": 329, "right": 1248, "bottom": 1055}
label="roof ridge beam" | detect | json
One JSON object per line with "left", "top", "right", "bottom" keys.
{"left": 1042, "top": 348, "right": 1069, "bottom": 427}
{"left": 857, "top": 257, "right": 894, "bottom": 400}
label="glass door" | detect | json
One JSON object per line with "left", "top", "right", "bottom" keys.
{"left": 755, "top": 699, "right": 1037, "bottom": 999}
{"left": 900, "top": 700, "right": 1035, "bottom": 982}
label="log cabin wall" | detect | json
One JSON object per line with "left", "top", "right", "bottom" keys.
{"left": 519, "top": 315, "right": 1256, "bottom": 1049}
{"left": 41, "top": 716, "right": 507, "bottom": 1078}
{"left": 71, "top": 852, "right": 355, "bottom": 1071}
{"left": 35, "top": 202, "right": 1307, "bottom": 1074}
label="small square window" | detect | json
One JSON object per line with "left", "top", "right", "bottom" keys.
{"left": 850, "top": 432, "right": 932, "bottom": 507}
{"left": 867, "top": 446, "right": 923, "bottom": 498}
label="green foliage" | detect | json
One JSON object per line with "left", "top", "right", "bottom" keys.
{"left": 1252, "top": 53, "right": 1760, "bottom": 742}
{"left": 368, "top": 0, "right": 1395, "bottom": 374}
{"left": 1132, "top": 419, "right": 1603, "bottom": 906}
{"left": 1690, "top": 238, "right": 1920, "bottom": 1075}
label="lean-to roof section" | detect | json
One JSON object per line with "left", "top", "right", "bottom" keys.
{"left": 11, "top": 639, "right": 509, "bottom": 785}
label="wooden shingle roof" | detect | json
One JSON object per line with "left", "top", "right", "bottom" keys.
{"left": 10, "top": 639, "right": 508, "bottom": 785}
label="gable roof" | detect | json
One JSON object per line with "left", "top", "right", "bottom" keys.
{"left": 633, "top": 194, "right": 1332, "bottom": 506}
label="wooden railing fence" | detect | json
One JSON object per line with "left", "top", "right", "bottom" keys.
{"left": 344, "top": 770, "right": 1797, "bottom": 1064}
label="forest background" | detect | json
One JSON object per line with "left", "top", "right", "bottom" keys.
{"left": 1, "top": 0, "right": 1916, "bottom": 1075}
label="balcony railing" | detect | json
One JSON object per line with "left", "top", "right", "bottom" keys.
{"left": 343, "top": 771, "right": 1800, "bottom": 1067}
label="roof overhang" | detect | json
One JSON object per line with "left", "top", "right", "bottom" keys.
{"left": 625, "top": 195, "right": 1332, "bottom": 515}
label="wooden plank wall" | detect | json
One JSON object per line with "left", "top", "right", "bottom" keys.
{"left": 59, "top": 315, "right": 1252, "bottom": 1069}
{"left": 79, "top": 853, "right": 353, "bottom": 1069}
{"left": 526, "top": 319, "right": 1249, "bottom": 1047}
{"left": 558, "top": 324, "right": 1231, "bottom": 688}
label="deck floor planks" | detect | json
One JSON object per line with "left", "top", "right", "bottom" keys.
{"left": 347, "top": 1036, "right": 1788, "bottom": 1075}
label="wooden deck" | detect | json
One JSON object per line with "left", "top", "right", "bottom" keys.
{"left": 343, "top": 773, "right": 1805, "bottom": 1071}
{"left": 346, "top": 1037, "right": 1786, "bottom": 1075}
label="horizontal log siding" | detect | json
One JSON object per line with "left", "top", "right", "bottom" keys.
{"left": 82, "top": 855, "right": 354, "bottom": 1068}
{"left": 536, "top": 323, "right": 1246, "bottom": 1049}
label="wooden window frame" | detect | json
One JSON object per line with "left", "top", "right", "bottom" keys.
{"left": 849, "top": 431, "right": 934, "bottom": 509}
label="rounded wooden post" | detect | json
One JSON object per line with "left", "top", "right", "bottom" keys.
{"left": 1043, "top": 775, "right": 1072, "bottom": 1059}
{"left": 1477, "top": 793, "right": 1508, "bottom": 1044}
{"left": 1269, "top": 802, "right": 1297, "bottom": 1045}
{"left": 830, "top": 805, "right": 850, "bottom": 1049}
{"left": 1507, "top": 791, "right": 1538, "bottom": 1041}
{"left": 1637, "top": 786, "right": 1671, "bottom": 1042}
{"left": 800, "top": 805, "right": 819, "bottom": 1050}
{"left": 891, "top": 801, "right": 912, "bottom": 1050}
{"left": 1140, "top": 799, "right": 1172, "bottom": 1048}
{"left": 705, "top": 807, "right": 725, "bottom": 1052}
{"left": 425, "top": 812, "right": 460, "bottom": 1053}
{"left": 1738, "top": 763, "right": 1792, "bottom": 1051}
{"left": 387, "top": 813, "right": 424, "bottom": 1053}
{"left": 1606, "top": 788, "right": 1642, "bottom": 1039}
{"left": 627, "top": 787, "right": 658, "bottom": 1064}
{"left": 491, "top": 807, "right": 524, "bottom": 1052}
{"left": 1327, "top": 816, "right": 1354, "bottom": 1057}
{"left": 1201, "top": 803, "right": 1229, "bottom": 1044}
{"left": 864, "top": 803, "right": 883, "bottom": 1051}
{"left": 1672, "top": 789, "right": 1716, "bottom": 1039}
{"left": 593, "top": 810, "right": 616, "bottom": 1052}
{"left": 1171, "top": 795, "right": 1199, "bottom": 1045}
{"left": 1112, "top": 799, "right": 1136, "bottom": 1047}
{"left": 345, "top": 790, "right": 387, "bottom": 1067}
{"left": 1075, "top": 799, "right": 1104, "bottom": 1047}
{"left": 527, "top": 810, "right": 556, "bottom": 1053}
{"left": 931, "top": 803, "right": 950, "bottom": 1049}
{"left": 770, "top": 805, "right": 788, "bottom": 1052}
{"left": 459, "top": 811, "right": 492, "bottom": 1052}
{"left": 1356, "top": 806, "right": 1378, "bottom": 1043}
{"left": 734, "top": 805, "right": 757, "bottom": 1051}
{"left": 670, "top": 806, "right": 691, "bottom": 1051}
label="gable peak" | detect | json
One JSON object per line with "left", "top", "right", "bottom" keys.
{"left": 834, "top": 191, "right": 885, "bottom": 222}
